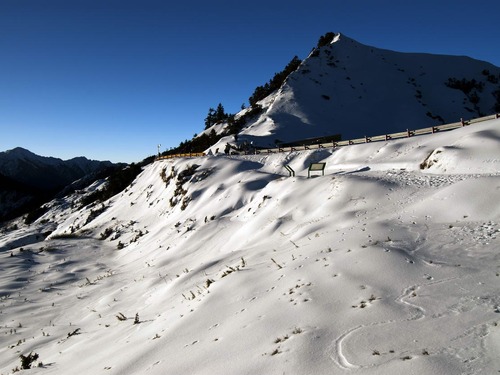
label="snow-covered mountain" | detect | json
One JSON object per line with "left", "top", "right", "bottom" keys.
{"left": 0, "top": 147, "right": 115, "bottom": 191}
{"left": 1, "top": 117, "right": 500, "bottom": 374}
{"left": 206, "top": 33, "right": 500, "bottom": 151}
{"left": 0, "top": 147, "right": 117, "bottom": 222}
{"left": 2, "top": 33, "right": 500, "bottom": 375}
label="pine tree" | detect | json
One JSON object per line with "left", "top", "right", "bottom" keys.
{"left": 204, "top": 107, "right": 216, "bottom": 129}
{"left": 204, "top": 103, "right": 229, "bottom": 130}
{"left": 249, "top": 56, "right": 301, "bottom": 106}
{"left": 317, "top": 32, "right": 336, "bottom": 48}
{"left": 214, "top": 103, "right": 228, "bottom": 123}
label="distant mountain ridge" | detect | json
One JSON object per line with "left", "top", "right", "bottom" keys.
{"left": 0, "top": 147, "right": 118, "bottom": 222}
{"left": 0, "top": 147, "right": 114, "bottom": 190}
{"left": 205, "top": 32, "right": 500, "bottom": 151}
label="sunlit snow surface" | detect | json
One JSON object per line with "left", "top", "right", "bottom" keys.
{"left": 204, "top": 34, "right": 500, "bottom": 152}
{"left": 1, "top": 119, "right": 500, "bottom": 374}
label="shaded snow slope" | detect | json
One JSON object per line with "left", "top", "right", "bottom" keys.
{"left": 1, "top": 119, "right": 500, "bottom": 374}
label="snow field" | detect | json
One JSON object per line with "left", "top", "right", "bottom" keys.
{"left": 1, "top": 119, "right": 500, "bottom": 374}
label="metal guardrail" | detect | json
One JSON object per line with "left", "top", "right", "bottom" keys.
{"left": 156, "top": 113, "right": 499, "bottom": 160}
{"left": 156, "top": 152, "right": 205, "bottom": 161}
{"left": 256, "top": 113, "right": 499, "bottom": 154}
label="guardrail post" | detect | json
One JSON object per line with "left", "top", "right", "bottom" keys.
{"left": 496, "top": 113, "right": 499, "bottom": 119}
{"left": 365, "top": 136, "right": 371, "bottom": 143}
{"left": 432, "top": 127, "right": 438, "bottom": 133}
{"left": 461, "top": 118, "right": 465, "bottom": 126}
{"left": 385, "top": 135, "right": 391, "bottom": 141}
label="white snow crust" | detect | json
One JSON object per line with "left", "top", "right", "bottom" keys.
{"left": 1, "top": 119, "right": 500, "bottom": 374}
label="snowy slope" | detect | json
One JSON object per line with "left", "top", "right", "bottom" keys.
{"left": 207, "top": 33, "right": 500, "bottom": 151}
{"left": 1, "top": 119, "right": 500, "bottom": 374}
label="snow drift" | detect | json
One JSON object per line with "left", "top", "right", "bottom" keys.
{"left": 1, "top": 118, "right": 500, "bottom": 374}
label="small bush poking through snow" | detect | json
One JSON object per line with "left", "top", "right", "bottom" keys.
{"left": 18, "top": 352, "right": 39, "bottom": 370}
{"left": 116, "top": 312, "right": 127, "bottom": 321}
{"left": 100, "top": 227, "right": 114, "bottom": 240}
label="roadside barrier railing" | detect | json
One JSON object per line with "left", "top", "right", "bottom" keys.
{"left": 156, "top": 113, "right": 499, "bottom": 160}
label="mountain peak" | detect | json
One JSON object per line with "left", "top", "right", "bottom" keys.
{"left": 5, "top": 147, "right": 37, "bottom": 159}
{"left": 0, "top": 147, "right": 116, "bottom": 193}
{"left": 228, "top": 34, "right": 500, "bottom": 150}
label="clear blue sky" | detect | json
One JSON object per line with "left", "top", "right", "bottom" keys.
{"left": 1, "top": 0, "right": 499, "bottom": 163}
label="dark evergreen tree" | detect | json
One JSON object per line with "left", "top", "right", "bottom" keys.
{"left": 204, "top": 107, "right": 216, "bottom": 129}
{"left": 316, "top": 32, "right": 336, "bottom": 48}
{"left": 249, "top": 56, "right": 302, "bottom": 106}
{"left": 214, "top": 103, "right": 229, "bottom": 123}
{"left": 204, "top": 103, "right": 229, "bottom": 129}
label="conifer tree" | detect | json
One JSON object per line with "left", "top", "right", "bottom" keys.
{"left": 204, "top": 107, "right": 216, "bottom": 129}
{"left": 204, "top": 103, "right": 229, "bottom": 130}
